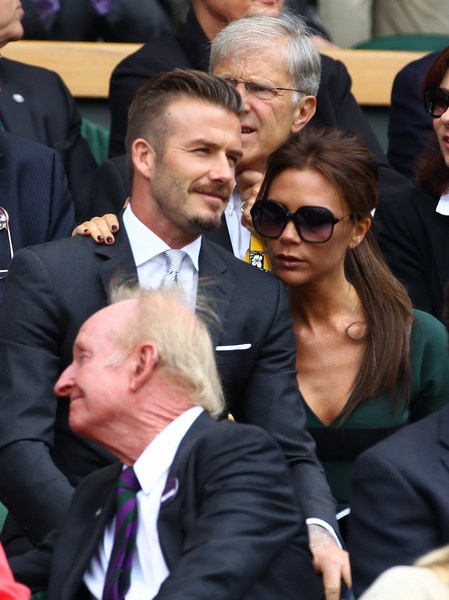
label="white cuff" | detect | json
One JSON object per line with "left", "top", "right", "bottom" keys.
{"left": 306, "top": 517, "right": 342, "bottom": 548}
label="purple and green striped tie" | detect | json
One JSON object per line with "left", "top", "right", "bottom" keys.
{"left": 102, "top": 466, "right": 141, "bottom": 600}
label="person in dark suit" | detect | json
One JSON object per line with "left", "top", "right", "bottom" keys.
{"left": 107, "top": 0, "right": 411, "bottom": 201}
{"left": 0, "top": 69, "right": 348, "bottom": 596}
{"left": 387, "top": 50, "right": 439, "bottom": 181}
{"left": 348, "top": 403, "right": 449, "bottom": 597}
{"left": 23, "top": 0, "right": 175, "bottom": 43}
{"left": 374, "top": 46, "right": 449, "bottom": 324}
{"left": 10, "top": 284, "right": 323, "bottom": 599}
{"left": 0, "top": 130, "right": 75, "bottom": 301}
{"left": 0, "top": 0, "right": 97, "bottom": 221}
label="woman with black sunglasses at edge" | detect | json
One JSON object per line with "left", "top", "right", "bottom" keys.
{"left": 249, "top": 126, "right": 449, "bottom": 514}
{"left": 374, "top": 46, "right": 449, "bottom": 324}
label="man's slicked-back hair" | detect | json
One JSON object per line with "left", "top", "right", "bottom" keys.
{"left": 210, "top": 12, "right": 321, "bottom": 99}
{"left": 125, "top": 68, "right": 243, "bottom": 159}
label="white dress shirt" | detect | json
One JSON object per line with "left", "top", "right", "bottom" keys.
{"left": 224, "top": 189, "right": 251, "bottom": 259}
{"left": 436, "top": 191, "right": 449, "bottom": 215}
{"left": 84, "top": 406, "right": 204, "bottom": 599}
{"left": 122, "top": 205, "right": 201, "bottom": 309}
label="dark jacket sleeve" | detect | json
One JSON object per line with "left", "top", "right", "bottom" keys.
{"left": 209, "top": 251, "right": 338, "bottom": 529}
{"left": 156, "top": 423, "right": 321, "bottom": 600}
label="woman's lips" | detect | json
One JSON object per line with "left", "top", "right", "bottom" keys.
{"left": 274, "top": 254, "right": 305, "bottom": 268}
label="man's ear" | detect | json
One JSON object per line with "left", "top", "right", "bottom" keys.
{"left": 129, "top": 342, "right": 159, "bottom": 392}
{"left": 131, "top": 138, "right": 157, "bottom": 180}
{"left": 291, "top": 95, "right": 317, "bottom": 133}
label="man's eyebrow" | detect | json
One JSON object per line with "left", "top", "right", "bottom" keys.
{"left": 191, "top": 138, "right": 243, "bottom": 158}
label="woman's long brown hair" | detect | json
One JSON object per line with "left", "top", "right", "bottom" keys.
{"left": 258, "top": 128, "right": 413, "bottom": 420}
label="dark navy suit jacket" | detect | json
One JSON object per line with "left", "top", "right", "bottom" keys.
{"left": 0, "top": 218, "right": 336, "bottom": 554}
{"left": 374, "top": 184, "right": 449, "bottom": 322}
{"left": 0, "top": 131, "right": 75, "bottom": 302}
{"left": 0, "top": 56, "right": 97, "bottom": 221}
{"left": 11, "top": 415, "right": 324, "bottom": 599}
{"left": 349, "top": 405, "right": 449, "bottom": 596}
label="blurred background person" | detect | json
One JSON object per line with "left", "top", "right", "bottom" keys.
{"left": 0, "top": 0, "right": 97, "bottom": 220}
{"left": 374, "top": 46, "right": 449, "bottom": 324}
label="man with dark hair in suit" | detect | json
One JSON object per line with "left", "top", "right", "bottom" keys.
{"left": 0, "top": 68, "right": 349, "bottom": 599}
{"left": 11, "top": 284, "right": 323, "bottom": 599}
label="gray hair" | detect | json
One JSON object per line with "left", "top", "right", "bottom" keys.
{"left": 210, "top": 12, "right": 321, "bottom": 99}
{"left": 108, "top": 283, "right": 225, "bottom": 419}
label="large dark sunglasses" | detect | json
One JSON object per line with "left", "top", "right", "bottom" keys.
{"left": 251, "top": 200, "right": 353, "bottom": 243}
{"left": 424, "top": 86, "right": 449, "bottom": 118}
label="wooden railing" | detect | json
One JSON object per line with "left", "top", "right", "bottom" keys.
{"left": 1, "top": 41, "right": 428, "bottom": 105}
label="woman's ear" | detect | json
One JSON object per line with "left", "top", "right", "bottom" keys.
{"left": 348, "top": 216, "right": 372, "bottom": 249}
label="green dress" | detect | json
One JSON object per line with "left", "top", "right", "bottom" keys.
{"left": 303, "top": 309, "right": 449, "bottom": 509}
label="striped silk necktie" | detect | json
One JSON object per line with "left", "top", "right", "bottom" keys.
{"left": 102, "top": 467, "right": 141, "bottom": 600}
{"left": 160, "top": 249, "right": 186, "bottom": 288}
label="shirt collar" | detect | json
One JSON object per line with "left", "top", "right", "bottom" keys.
{"left": 123, "top": 205, "right": 201, "bottom": 272}
{"left": 133, "top": 406, "right": 204, "bottom": 495}
{"left": 436, "top": 191, "right": 449, "bottom": 215}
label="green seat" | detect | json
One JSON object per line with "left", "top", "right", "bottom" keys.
{"left": 0, "top": 501, "right": 7, "bottom": 533}
{"left": 81, "top": 118, "right": 110, "bottom": 165}
{"left": 352, "top": 33, "right": 449, "bottom": 51}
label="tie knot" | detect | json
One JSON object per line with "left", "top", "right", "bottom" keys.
{"left": 118, "top": 466, "right": 140, "bottom": 493}
{"left": 164, "top": 249, "right": 186, "bottom": 272}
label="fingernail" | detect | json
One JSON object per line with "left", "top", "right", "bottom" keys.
{"left": 106, "top": 236, "right": 113, "bottom": 243}
{"left": 111, "top": 225, "right": 118, "bottom": 232}
{"left": 83, "top": 228, "right": 89, "bottom": 233}
{"left": 97, "top": 235, "right": 104, "bottom": 242}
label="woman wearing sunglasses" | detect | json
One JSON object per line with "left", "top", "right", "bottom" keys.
{"left": 374, "top": 46, "right": 449, "bottom": 324}
{"left": 250, "top": 127, "right": 449, "bottom": 510}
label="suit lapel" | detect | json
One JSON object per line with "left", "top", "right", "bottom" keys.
{"left": 0, "top": 79, "right": 38, "bottom": 140}
{"left": 157, "top": 413, "right": 215, "bottom": 570}
{"left": 97, "top": 214, "right": 138, "bottom": 295}
{"left": 53, "top": 463, "right": 121, "bottom": 598}
{"left": 198, "top": 239, "right": 236, "bottom": 349}
{"left": 203, "top": 215, "right": 233, "bottom": 253}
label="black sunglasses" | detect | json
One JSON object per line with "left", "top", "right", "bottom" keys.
{"left": 251, "top": 200, "right": 353, "bottom": 243}
{"left": 424, "top": 86, "right": 449, "bottom": 118}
